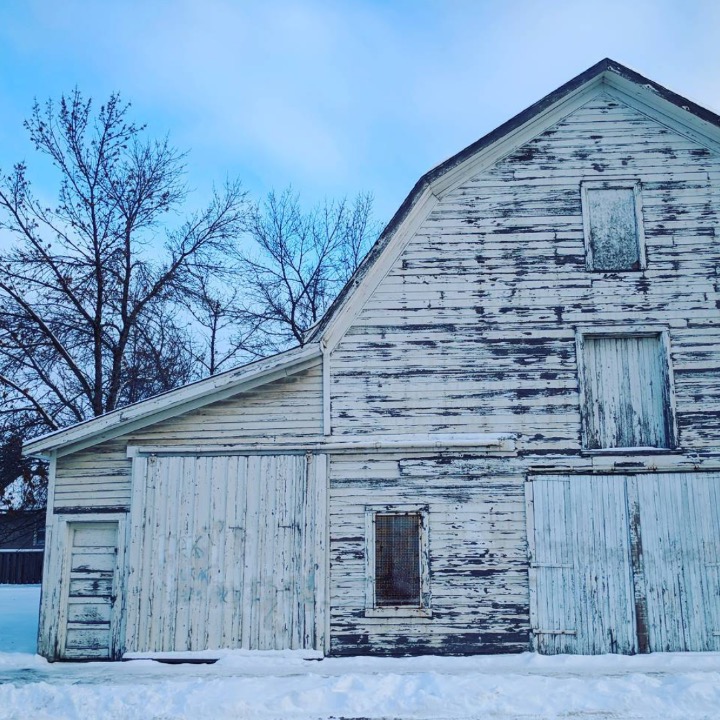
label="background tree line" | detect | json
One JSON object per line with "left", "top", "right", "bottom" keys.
{"left": 0, "top": 90, "right": 378, "bottom": 519}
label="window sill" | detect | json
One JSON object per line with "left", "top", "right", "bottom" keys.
{"left": 364, "top": 607, "right": 432, "bottom": 619}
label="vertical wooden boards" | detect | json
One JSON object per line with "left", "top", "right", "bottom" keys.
{"left": 125, "top": 453, "right": 325, "bottom": 653}
{"left": 529, "top": 472, "right": 720, "bottom": 655}
{"left": 581, "top": 335, "right": 670, "bottom": 449}
{"left": 60, "top": 522, "right": 119, "bottom": 660}
{"left": 528, "top": 478, "right": 577, "bottom": 654}
{"left": 633, "top": 472, "right": 720, "bottom": 652}
{"left": 530, "top": 476, "right": 636, "bottom": 654}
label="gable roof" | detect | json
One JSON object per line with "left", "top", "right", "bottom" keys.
{"left": 25, "top": 59, "right": 720, "bottom": 458}
{"left": 307, "top": 58, "right": 720, "bottom": 349}
{"left": 24, "top": 343, "right": 322, "bottom": 457}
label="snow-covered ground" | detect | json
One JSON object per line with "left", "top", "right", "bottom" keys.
{"left": 1, "top": 585, "right": 719, "bottom": 720}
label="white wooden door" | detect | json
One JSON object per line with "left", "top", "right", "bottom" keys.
{"left": 631, "top": 473, "right": 720, "bottom": 652}
{"left": 528, "top": 476, "right": 636, "bottom": 654}
{"left": 529, "top": 472, "right": 720, "bottom": 655}
{"left": 126, "top": 453, "right": 327, "bottom": 653}
{"left": 60, "top": 522, "right": 119, "bottom": 660}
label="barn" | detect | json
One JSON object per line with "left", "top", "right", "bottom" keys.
{"left": 26, "top": 59, "right": 720, "bottom": 661}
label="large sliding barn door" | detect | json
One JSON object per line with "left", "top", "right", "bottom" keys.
{"left": 126, "top": 454, "right": 327, "bottom": 653}
{"left": 631, "top": 473, "right": 720, "bottom": 652}
{"left": 528, "top": 473, "right": 720, "bottom": 655}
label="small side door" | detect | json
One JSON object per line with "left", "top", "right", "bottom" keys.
{"left": 59, "top": 521, "right": 121, "bottom": 660}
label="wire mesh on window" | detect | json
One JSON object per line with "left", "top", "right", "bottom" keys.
{"left": 375, "top": 514, "right": 420, "bottom": 606}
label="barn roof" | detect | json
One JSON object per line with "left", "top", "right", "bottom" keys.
{"left": 24, "top": 58, "right": 720, "bottom": 457}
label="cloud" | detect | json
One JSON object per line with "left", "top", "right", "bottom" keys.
{"left": 1, "top": 0, "right": 719, "bottom": 220}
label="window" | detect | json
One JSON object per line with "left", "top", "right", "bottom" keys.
{"left": 577, "top": 329, "right": 676, "bottom": 451}
{"left": 365, "top": 506, "right": 430, "bottom": 617}
{"left": 581, "top": 180, "right": 645, "bottom": 271}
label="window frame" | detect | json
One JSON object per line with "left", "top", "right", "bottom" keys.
{"left": 364, "top": 504, "right": 431, "bottom": 618}
{"left": 576, "top": 325, "right": 678, "bottom": 454}
{"left": 580, "top": 178, "right": 646, "bottom": 272}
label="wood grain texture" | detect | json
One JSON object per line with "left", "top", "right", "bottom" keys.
{"left": 328, "top": 454, "right": 529, "bottom": 656}
{"left": 124, "top": 453, "right": 327, "bottom": 653}
{"left": 39, "top": 86, "right": 720, "bottom": 661}
{"left": 529, "top": 473, "right": 720, "bottom": 654}
{"left": 330, "top": 94, "right": 720, "bottom": 461}
{"left": 51, "top": 366, "right": 323, "bottom": 512}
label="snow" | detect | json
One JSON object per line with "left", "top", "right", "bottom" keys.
{"left": 1, "top": 585, "right": 720, "bottom": 719}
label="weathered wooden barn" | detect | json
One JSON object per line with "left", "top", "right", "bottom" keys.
{"left": 26, "top": 59, "right": 720, "bottom": 661}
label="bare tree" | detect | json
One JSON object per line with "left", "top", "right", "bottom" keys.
{"left": 180, "top": 268, "right": 265, "bottom": 377}
{"left": 0, "top": 90, "right": 247, "bottom": 498}
{"left": 239, "top": 188, "right": 378, "bottom": 351}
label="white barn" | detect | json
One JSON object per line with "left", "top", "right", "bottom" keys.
{"left": 26, "top": 59, "right": 720, "bottom": 660}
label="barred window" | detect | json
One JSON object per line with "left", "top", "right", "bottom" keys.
{"left": 365, "top": 506, "right": 430, "bottom": 617}
{"left": 375, "top": 514, "right": 421, "bottom": 606}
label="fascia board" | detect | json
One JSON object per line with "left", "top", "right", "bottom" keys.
{"left": 431, "top": 78, "right": 604, "bottom": 199}
{"left": 24, "top": 345, "right": 322, "bottom": 458}
{"left": 603, "top": 76, "right": 720, "bottom": 154}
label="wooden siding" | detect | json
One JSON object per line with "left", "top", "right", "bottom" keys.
{"left": 61, "top": 522, "right": 119, "bottom": 660}
{"left": 54, "top": 439, "right": 131, "bottom": 511}
{"left": 528, "top": 476, "right": 636, "bottom": 654}
{"left": 129, "top": 362, "right": 322, "bottom": 447}
{"left": 52, "top": 365, "right": 323, "bottom": 512}
{"left": 125, "top": 453, "right": 327, "bottom": 653}
{"left": 529, "top": 473, "right": 720, "bottom": 654}
{"left": 330, "top": 93, "right": 720, "bottom": 460}
{"left": 329, "top": 454, "right": 529, "bottom": 656}
{"left": 580, "top": 334, "right": 671, "bottom": 449}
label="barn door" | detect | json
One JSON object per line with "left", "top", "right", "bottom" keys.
{"left": 631, "top": 473, "right": 720, "bottom": 652}
{"left": 528, "top": 476, "right": 636, "bottom": 654}
{"left": 126, "top": 453, "right": 328, "bottom": 654}
{"left": 59, "top": 521, "right": 120, "bottom": 660}
{"left": 529, "top": 472, "right": 720, "bottom": 655}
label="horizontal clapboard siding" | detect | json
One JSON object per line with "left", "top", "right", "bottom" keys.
{"left": 329, "top": 453, "right": 529, "bottom": 656}
{"left": 129, "top": 362, "right": 323, "bottom": 446}
{"left": 331, "top": 94, "right": 720, "bottom": 460}
{"left": 55, "top": 439, "right": 131, "bottom": 510}
{"left": 53, "top": 365, "right": 323, "bottom": 511}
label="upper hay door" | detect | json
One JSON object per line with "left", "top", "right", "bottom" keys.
{"left": 577, "top": 330, "right": 676, "bottom": 451}
{"left": 581, "top": 179, "right": 646, "bottom": 272}
{"left": 125, "top": 453, "right": 328, "bottom": 654}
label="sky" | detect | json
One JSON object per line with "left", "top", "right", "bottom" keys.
{"left": 0, "top": 0, "right": 719, "bottom": 225}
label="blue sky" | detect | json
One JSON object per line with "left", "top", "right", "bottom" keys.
{"left": 1, "top": 0, "right": 719, "bottom": 223}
